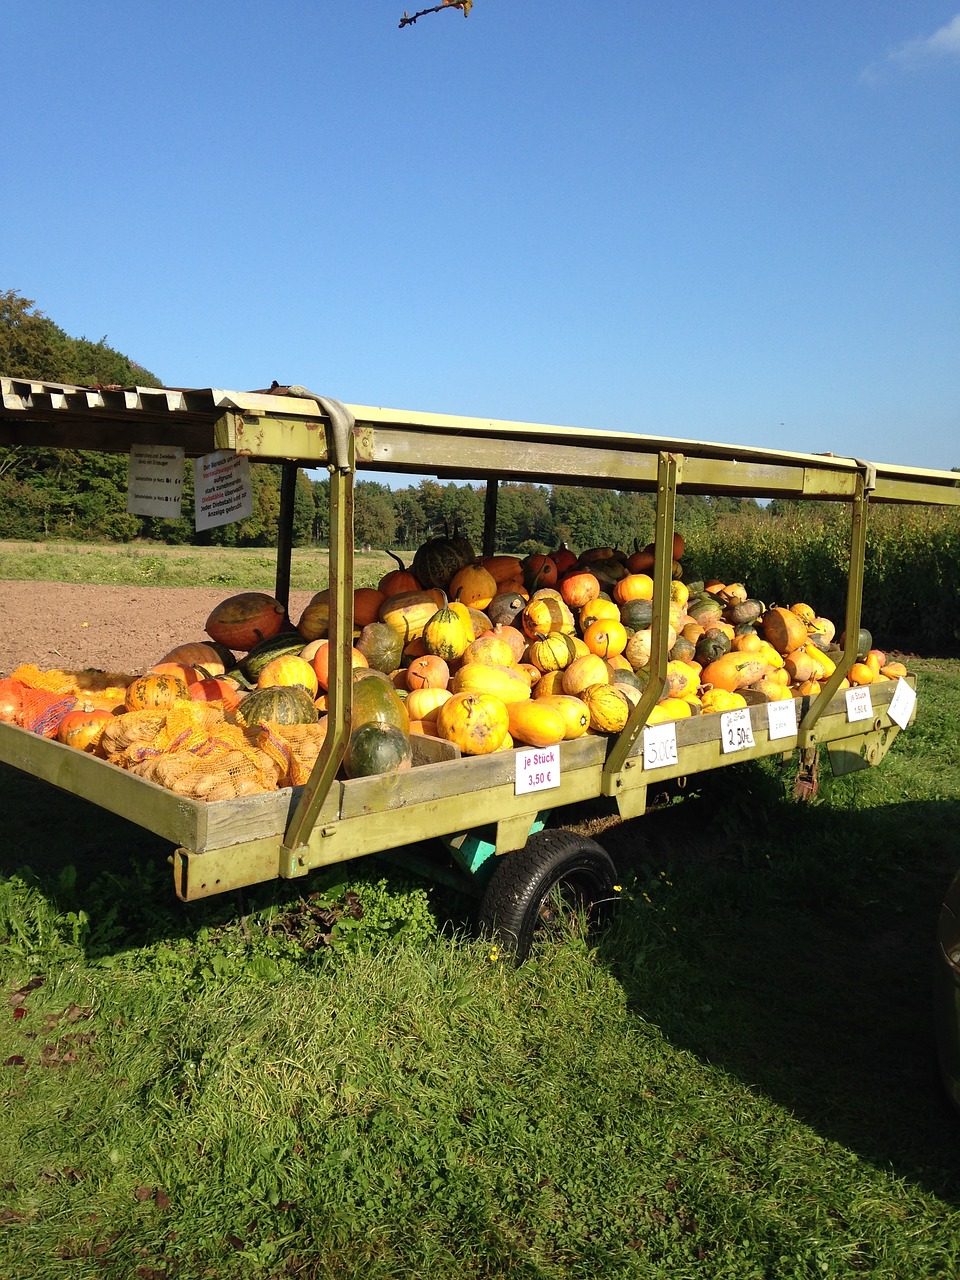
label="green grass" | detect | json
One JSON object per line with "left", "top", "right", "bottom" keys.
{"left": 0, "top": 541, "right": 398, "bottom": 592}
{"left": 2, "top": 659, "right": 960, "bottom": 1277}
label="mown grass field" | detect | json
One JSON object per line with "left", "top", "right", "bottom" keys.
{"left": 1, "top": 545, "right": 959, "bottom": 1278}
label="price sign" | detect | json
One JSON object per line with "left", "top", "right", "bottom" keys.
{"left": 887, "top": 677, "right": 917, "bottom": 730}
{"left": 767, "top": 697, "right": 798, "bottom": 741}
{"left": 720, "top": 706, "right": 756, "bottom": 754}
{"left": 126, "top": 443, "right": 184, "bottom": 517}
{"left": 845, "top": 686, "right": 874, "bottom": 723}
{"left": 642, "top": 722, "right": 679, "bottom": 771}
{"left": 515, "top": 745, "right": 560, "bottom": 795}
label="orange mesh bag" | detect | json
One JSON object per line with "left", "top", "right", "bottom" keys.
{"left": 0, "top": 678, "right": 27, "bottom": 724}
{"left": 17, "top": 687, "right": 78, "bottom": 737}
{"left": 257, "top": 721, "right": 329, "bottom": 787}
{"left": 10, "top": 665, "right": 77, "bottom": 696}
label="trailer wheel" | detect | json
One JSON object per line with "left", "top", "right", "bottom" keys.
{"left": 477, "top": 830, "right": 618, "bottom": 962}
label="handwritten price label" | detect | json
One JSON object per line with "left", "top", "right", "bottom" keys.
{"left": 720, "top": 706, "right": 756, "bottom": 754}
{"left": 766, "top": 697, "right": 798, "bottom": 741}
{"left": 642, "top": 722, "right": 679, "bottom": 771}
{"left": 887, "top": 677, "right": 916, "bottom": 730}
{"left": 845, "top": 686, "right": 874, "bottom": 723}
{"left": 515, "top": 745, "right": 560, "bottom": 795}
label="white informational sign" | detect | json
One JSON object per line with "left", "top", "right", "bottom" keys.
{"left": 845, "top": 686, "right": 874, "bottom": 723}
{"left": 126, "top": 443, "right": 184, "bottom": 517}
{"left": 642, "top": 722, "right": 679, "bottom": 771}
{"left": 767, "top": 697, "right": 799, "bottom": 741}
{"left": 194, "top": 451, "right": 253, "bottom": 532}
{"left": 887, "top": 677, "right": 917, "bottom": 730}
{"left": 720, "top": 706, "right": 756, "bottom": 753}
{"left": 515, "top": 745, "right": 561, "bottom": 796}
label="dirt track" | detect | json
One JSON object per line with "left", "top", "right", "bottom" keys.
{"left": 0, "top": 582, "right": 317, "bottom": 678}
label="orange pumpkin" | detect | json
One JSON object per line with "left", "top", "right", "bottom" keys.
{"left": 558, "top": 568, "right": 601, "bottom": 609}
{"left": 57, "top": 707, "right": 114, "bottom": 753}
{"left": 189, "top": 678, "right": 244, "bottom": 713}
{"left": 309, "top": 640, "right": 369, "bottom": 691}
{"left": 157, "top": 642, "right": 234, "bottom": 676}
{"left": 148, "top": 661, "right": 201, "bottom": 686}
{"left": 760, "top": 607, "right": 809, "bottom": 656}
{"left": 521, "top": 553, "right": 558, "bottom": 592}
{"left": 405, "top": 686, "right": 453, "bottom": 723}
{"left": 699, "top": 653, "right": 767, "bottom": 694}
{"left": 354, "top": 588, "right": 386, "bottom": 627}
{"left": 297, "top": 591, "right": 331, "bottom": 642}
{"left": 378, "top": 552, "right": 421, "bottom": 597}
{"left": 561, "top": 653, "right": 610, "bottom": 696}
{"left": 205, "top": 592, "right": 287, "bottom": 652}
{"left": 582, "top": 617, "right": 628, "bottom": 659}
{"left": 613, "top": 573, "right": 654, "bottom": 605}
{"left": 405, "top": 655, "right": 451, "bottom": 691}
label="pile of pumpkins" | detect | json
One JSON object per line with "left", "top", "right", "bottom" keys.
{"left": 14, "top": 523, "right": 907, "bottom": 785}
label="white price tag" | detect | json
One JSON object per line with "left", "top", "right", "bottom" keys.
{"left": 845, "top": 686, "right": 874, "bottom": 723}
{"left": 515, "top": 745, "right": 560, "bottom": 795}
{"left": 887, "top": 677, "right": 916, "bottom": 730}
{"left": 720, "top": 706, "right": 756, "bottom": 753}
{"left": 642, "top": 722, "right": 679, "bottom": 771}
{"left": 766, "top": 697, "right": 798, "bottom": 741}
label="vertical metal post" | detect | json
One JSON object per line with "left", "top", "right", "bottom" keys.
{"left": 482, "top": 479, "right": 499, "bottom": 557}
{"left": 602, "top": 452, "right": 681, "bottom": 787}
{"left": 274, "top": 462, "right": 298, "bottom": 615}
{"left": 281, "top": 445, "right": 355, "bottom": 860}
{"left": 798, "top": 471, "right": 869, "bottom": 747}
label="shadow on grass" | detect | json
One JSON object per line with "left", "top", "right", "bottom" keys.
{"left": 591, "top": 770, "right": 960, "bottom": 1206}
{"left": 0, "top": 765, "right": 476, "bottom": 961}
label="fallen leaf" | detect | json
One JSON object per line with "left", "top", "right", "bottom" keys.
{"left": 134, "top": 1186, "right": 154, "bottom": 1202}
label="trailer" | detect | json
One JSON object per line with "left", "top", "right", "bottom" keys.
{"left": 1, "top": 378, "right": 958, "bottom": 956}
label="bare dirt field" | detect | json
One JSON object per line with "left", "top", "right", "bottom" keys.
{"left": 0, "top": 582, "right": 317, "bottom": 678}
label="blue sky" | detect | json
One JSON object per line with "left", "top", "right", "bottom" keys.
{"left": 3, "top": 2, "right": 958, "bottom": 474}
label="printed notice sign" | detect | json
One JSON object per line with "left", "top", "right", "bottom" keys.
{"left": 766, "top": 698, "right": 798, "bottom": 741}
{"left": 642, "top": 722, "right": 679, "bottom": 771}
{"left": 845, "top": 686, "right": 874, "bottom": 723}
{"left": 515, "top": 745, "right": 560, "bottom": 795}
{"left": 887, "top": 677, "right": 917, "bottom": 730}
{"left": 126, "top": 444, "right": 184, "bottom": 517}
{"left": 194, "top": 451, "right": 253, "bottom": 532}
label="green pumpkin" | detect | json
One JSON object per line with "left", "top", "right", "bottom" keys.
{"left": 351, "top": 669, "right": 410, "bottom": 735}
{"left": 694, "top": 628, "right": 731, "bottom": 666}
{"left": 356, "top": 622, "right": 405, "bottom": 673}
{"left": 235, "top": 684, "right": 318, "bottom": 727}
{"left": 618, "top": 597, "right": 654, "bottom": 632}
{"left": 343, "top": 722, "right": 413, "bottom": 779}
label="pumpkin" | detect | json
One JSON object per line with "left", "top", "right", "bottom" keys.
{"left": 647, "top": 698, "right": 694, "bottom": 724}
{"left": 355, "top": 622, "right": 405, "bottom": 673}
{"left": 352, "top": 669, "right": 410, "bottom": 735}
{"left": 533, "top": 670, "right": 567, "bottom": 698}
{"left": 405, "top": 654, "right": 452, "bottom": 690}
{"left": 521, "top": 595, "right": 574, "bottom": 640}
{"left": 379, "top": 588, "right": 448, "bottom": 644}
{"left": 256, "top": 655, "right": 319, "bottom": 696}
{"left": 57, "top": 707, "right": 114, "bottom": 753}
{"left": 405, "top": 687, "right": 453, "bottom": 723}
{"left": 580, "top": 683, "right": 631, "bottom": 734}
{"left": 881, "top": 660, "right": 908, "bottom": 679}
{"left": 486, "top": 591, "right": 528, "bottom": 627}
{"left": 760, "top": 607, "right": 809, "bottom": 656}
{"left": 559, "top": 568, "right": 601, "bottom": 609}
{"left": 550, "top": 543, "right": 578, "bottom": 575}
{"left": 239, "top": 633, "right": 307, "bottom": 683}
{"left": 205, "top": 592, "right": 287, "bottom": 652}
{"left": 534, "top": 694, "right": 590, "bottom": 740}
{"left": 436, "top": 691, "right": 509, "bottom": 755}
{"left": 699, "top": 653, "right": 768, "bottom": 693}
{"left": 724, "top": 598, "right": 764, "bottom": 627}
{"left": 343, "top": 722, "right": 412, "bottom": 779}
{"left": 452, "top": 662, "right": 531, "bottom": 704}
{"left": 664, "top": 660, "right": 701, "bottom": 700}
{"left": 582, "top": 617, "right": 628, "bottom": 659}
{"left": 561, "top": 653, "right": 610, "bottom": 696}
{"left": 521, "top": 553, "right": 558, "bottom": 592}
{"left": 686, "top": 595, "right": 725, "bottom": 628}
{"left": 701, "top": 688, "right": 750, "bottom": 714}
{"left": 235, "top": 684, "right": 319, "bottom": 727}
{"left": 626, "top": 544, "right": 656, "bottom": 574}
{"left": 527, "top": 631, "right": 578, "bottom": 673}
{"left": 309, "top": 640, "right": 369, "bottom": 691}
{"left": 158, "top": 641, "right": 235, "bottom": 676}
{"left": 839, "top": 627, "right": 873, "bottom": 661}
{"left": 354, "top": 588, "right": 386, "bottom": 627}
{"left": 694, "top": 628, "right": 731, "bottom": 667}
{"left": 579, "top": 598, "right": 620, "bottom": 632}
{"left": 189, "top": 677, "right": 244, "bottom": 713}
{"left": 413, "top": 523, "right": 476, "bottom": 590}
{"left": 618, "top": 597, "right": 654, "bottom": 632}
{"left": 506, "top": 700, "right": 565, "bottom": 748}
{"left": 462, "top": 633, "right": 516, "bottom": 668}
{"left": 422, "top": 604, "right": 473, "bottom": 660}
{"left": 480, "top": 554, "right": 524, "bottom": 584}
{"left": 297, "top": 591, "right": 331, "bottom": 642}
{"left": 623, "top": 624, "right": 679, "bottom": 671}
{"left": 613, "top": 573, "right": 654, "bottom": 605}
{"left": 125, "top": 673, "right": 192, "bottom": 712}
{"left": 448, "top": 562, "right": 498, "bottom": 610}
{"left": 378, "top": 551, "right": 421, "bottom": 597}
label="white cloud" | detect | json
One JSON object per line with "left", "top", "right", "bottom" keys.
{"left": 862, "top": 12, "right": 960, "bottom": 82}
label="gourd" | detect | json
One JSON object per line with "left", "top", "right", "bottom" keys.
{"left": 435, "top": 692, "right": 509, "bottom": 755}
{"left": 205, "top": 592, "right": 287, "bottom": 652}
{"left": 343, "top": 722, "right": 413, "bottom": 779}
{"left": 234, "top": 685, "right": 319, "bottom": 727}
{"left": 124, "top": 673, "right": 192, "bottom": 712}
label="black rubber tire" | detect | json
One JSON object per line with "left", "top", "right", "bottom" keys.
{"left": 477, "top": 830, "right": 618, "bottom": 962}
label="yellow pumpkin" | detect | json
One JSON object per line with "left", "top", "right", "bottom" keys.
{"left": 452, "top": 662, "right": 532, "bottom": 704}
{"left": 379, "top": 589, "right": 448, "bottom": 644}
{"left": 527, "top": 631, "right": 578, "bottom": 673}
{"left": 422, "top": 604, "right": 473, "bottom": 661}
{"left": 506, "top": 700, "right": 565, "bottom": 748}
{"left": 579, "top": 683, "right": 631, "bottom": 734}
{"left": 436, "top": 692, "right": 509, "bottom": 755}
{"left": 534, "top": 694, "right": 590, "bottom": 740}
{"left": 448, "top": 563, "right": 498, "bottom": 610}
{"left": 560, "top": 653, "right": 610, "bottom": 697}
{"left": 405, "top": 686, "right": 453, "bottom": 723}
{"left": 256, "top": 655, "right": 320, "bottom": 697}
